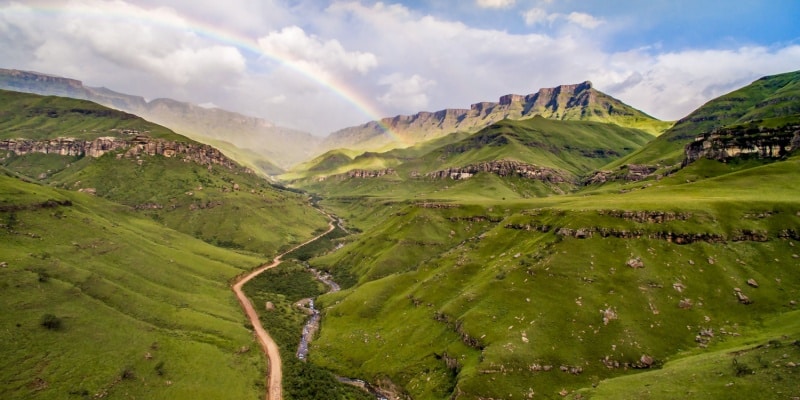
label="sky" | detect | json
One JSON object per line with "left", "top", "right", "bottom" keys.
{"left": 1, "top": 0, "right": 799, "bottom": 136}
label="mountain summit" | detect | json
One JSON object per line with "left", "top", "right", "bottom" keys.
{"left": 321, "top": 81, "right": 671, "bottom": 152}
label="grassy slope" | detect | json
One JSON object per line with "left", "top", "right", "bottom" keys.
{"left": 0, "top": 90, "right": 328, "bottom": 255}
{"left": 608, "top": 70, "right": 800, "bottom": 168}
{"left": 307, "top": 155, "right": 800, "bottom": 399}
{"left": 0, "top": 89, "right": 182, "bottom": 141}
{"left": 297, "top": 118, "right": 653, "bottom": 201}
{"left": 0, "top": 173, "right": 267, "bottom": 399}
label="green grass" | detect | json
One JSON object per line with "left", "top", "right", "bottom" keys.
{"left": 0, "top": 173, "right": 268, "bottom": 399}
{"left": 0, "top": 89, "right": 182, "bottom": 141}
{"left": 303, "top": 153, "right": 800, "bottom": 399}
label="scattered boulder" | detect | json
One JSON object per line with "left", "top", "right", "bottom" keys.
{"left": 673, "top": 282, "right": 686, "bottom": 293}
{"left": 626, "top": 257, "right": 644, "bottom": 269}
{"left": 733, "top": 288, "right": 752, "bottom": 304}
{"left": 746, "top": 278, "right": 759, "bottom": 288}
{"left": 707, "top": 257, "right": 716, "bottom": 265}
{"left": 601, "top": 307, "right": 618, "bottom": 325}
{"left": 265, "top": 301, "right": 275, "bottom": 311}
{"left": 0, "top": 261, "right": 7, "bottom": 268}
{"left": 679, "top": 298, "right": 693, "bottom": 309}
{"left": 639, "top": 354, "right": 654, "bottom": 367}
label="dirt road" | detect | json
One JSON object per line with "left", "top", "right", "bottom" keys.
{"left": 232, "top": 214, "right": 334, "bottom": 400}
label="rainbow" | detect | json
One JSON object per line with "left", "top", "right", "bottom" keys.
{"left": 5, "top": 1, "right": 405, "bottom": 142}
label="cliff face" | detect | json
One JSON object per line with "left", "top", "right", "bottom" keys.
{"left": 424, "top": 160, "right": 569, "bottom": 183}
{"left": 322, "top": 81, "right": 664, "bottom": 152}
{"left": 683, "top": 125, "right": 800, "bottom": 165}
{"left": 0, "top": 134, "right": 249, "bottom": 172}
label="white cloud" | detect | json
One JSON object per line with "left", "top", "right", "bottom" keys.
{"left": 566, "top": 12, "right": 604, "bottom": 29}
{"left": 522, "top": 8, "right": 550, "bottom": 25}
{"left": 476, "top": 0, "right": 516, "bottom": 9}
{"left": 2, "top": 0, "right": 799, "bottom": 136}
{"left": 378, "top": 74, "right": 436, "bottom": 110}
{"left": 257, "top": 26, "right": 378, "bottom": 78}
{"left": 522, "top": 8, "right": 604, "bottom": 29}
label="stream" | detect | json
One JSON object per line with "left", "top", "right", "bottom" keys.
{"left": 295, "top": 266, "right": 390, "bottom": 400}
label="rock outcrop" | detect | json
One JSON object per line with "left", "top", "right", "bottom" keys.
{"left": 0, "top": 135, "right": 250, "bottom": 172}
{"left": 425, "top": 160, "right": 570, "bottom": 183}
{"left": 345, "top": 168, "right": 396, "bottom": 179}
{"left": 683, "top": 124, "right": 800, "bottom": 165}
{"left": 323, "top": 81, "right": 667, "bottom": 152}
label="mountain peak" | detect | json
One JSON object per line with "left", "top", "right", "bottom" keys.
{"left": 322, "top": 80, "right": 666, "bottom": 153}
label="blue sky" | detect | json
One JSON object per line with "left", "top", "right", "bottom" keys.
{"left": 1, "top": 0, "right": 799, "bottom": 134}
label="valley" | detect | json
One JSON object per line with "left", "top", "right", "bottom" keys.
{"left": 1, "top": 69, "right": 799, "bottom": 400}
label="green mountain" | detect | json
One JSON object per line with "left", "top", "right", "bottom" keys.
{"left": 294, "top": 117, "right": 654, "bottom": 201}
{"left": 0, "top": 90, "right": 328, "bottom": 255}
{"left": 321, "top": 81, "right": 672, "bottom": 153}
{"left": 608, "top": 70, "right": 800, "bottom": 170}
{"left": 0, "top": 68, "right": 320, "bottom": 170}
{"left": 280, "top": 73, "right": 800, "bottom": 399}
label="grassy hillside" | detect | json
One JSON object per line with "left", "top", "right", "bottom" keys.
{"left": 0, "top": 90, "right": 328, "bottom": 255}
{"left": 306, "top": 155, "right": 800, "bottom": 399}
{"left": 0, "top": 89, "right": 181, "bottom": 141}
{"left": 610, "top": 70, "right": 800, "bottom": 168}
{"left": 0, "top": 172, "right": 267, "bottom": 399}
{"left": 296, "top": 117, "right": 653, "bottom": 200}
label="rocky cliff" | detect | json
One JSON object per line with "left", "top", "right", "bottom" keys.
{"left": 322, "top": 81, "right": 667, "bottom": 152}
{"left": 424, "top": 160, "right": 569, "bottom": 183}
{"left": 683, "top": 124, "right": 800, "bottom": 165}
{"left": 0, "top": 134, "right": 250, "bottom": 172}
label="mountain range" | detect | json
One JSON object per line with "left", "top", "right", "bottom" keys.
{"left": 1, "top": 69, "right": 672, "bottom": 171}
{"left": 1, "top": 67, "right": 799, "bottom": 400}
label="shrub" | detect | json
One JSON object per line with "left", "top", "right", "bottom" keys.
{"left": 154, "top": 361, "right": 165, "bottom": 376}
{"left": 40, "top": 313, "right": 62, "bottom": 330}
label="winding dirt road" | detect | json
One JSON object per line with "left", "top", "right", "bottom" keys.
{"left": 232, "top": 213, "right": 334, "bottom": 400}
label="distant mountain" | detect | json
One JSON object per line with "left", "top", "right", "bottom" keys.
{"left": 0, "top": 68, "right": 320, "bottom": 170}
{"left": 321, "top": 81, "right": 672, "bottom": 153}
{"left": 610, "top": 69, "right": 800, "bottom": 168}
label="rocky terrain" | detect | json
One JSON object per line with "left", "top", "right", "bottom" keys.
{"left": 1, "top": 133, "right": 250, "bottom": 172}
{"left": 683, "top": 124, "right": 800, "bottom": 165}
{"left": 423, "top": 160, "right": 569, "bottom": 183}
{"left": 322, "top": 81, "right": 670, "bottom": 152}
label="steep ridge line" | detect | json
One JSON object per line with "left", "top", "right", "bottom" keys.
{"left": 232, "top": 207, "right": 335, "bottom": 400}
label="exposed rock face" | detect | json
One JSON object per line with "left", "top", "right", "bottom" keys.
{"left": 683, "top": 124, "right": 800, "bottom": 165}
{"left": 504, "top": 223, "right": 778, "bottom": 244}
{"left": 323, "top": 81, "right": 665, "bottom": 152}
{"left": 0, "top": 137, "right": 128, "bottom": 158}
{"left": 585, "top": 164, "right": 662, "bottom": 184}
{"left": 0, "top": 135, "right": 249, "bottom": 172}
{"left": 344, "top": 168, "right": 396, "bottom": 179}
{"left": 599, "top": 210, "right": 691, "bottom": 223}
{"left": 425, "top": 160, "right": 569, "bottom": 183}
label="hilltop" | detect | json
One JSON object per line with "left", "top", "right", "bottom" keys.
{"left": 321, "top": 81, "right": 672, "bottom": 153}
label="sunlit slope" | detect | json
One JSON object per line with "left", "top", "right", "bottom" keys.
{"left": 297, "top": 117, "right": 653, "bottom": 201}
{"left": 307, "top": 155, "right": 800, "bottom": 399}
{"left": 0, "top": 89, "right": 182, "bottom": 141}
{"left": 609, "top": 69, "right": 800, "bottom": 168}
{"left": 0, "top": 173, "right": 266, "bottom": 399}
{"left": 0, "top": 90, "right": 328, "bottom": 255}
